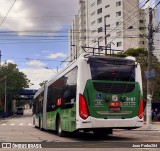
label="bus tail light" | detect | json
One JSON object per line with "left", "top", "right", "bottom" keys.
{"left": 79, "top": 94, "right": 89, "bottom": 119}
{"left": 138, "top": 98, "right": 143, "bottom": 119}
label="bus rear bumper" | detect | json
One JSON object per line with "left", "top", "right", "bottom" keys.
{"left": 77, "top": 116, "right": 143, "bottom": 129}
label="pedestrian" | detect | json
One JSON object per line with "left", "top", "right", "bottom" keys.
{"left": 157, "top": 112, "right": 160, "bottom": 121}
{"left": 152, "top": 109, "right": 156, "bottom": 122}
{"left": 155, "top": 108, "right": 158, "bottom": 121}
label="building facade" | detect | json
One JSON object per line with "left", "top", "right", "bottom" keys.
{"left": 69, "top": 0, "right": 159, "bottom": 60}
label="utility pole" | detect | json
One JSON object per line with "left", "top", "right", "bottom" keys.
{"left": 4, "top": 75, "right": 7, "bottom": 113}
{"left": 0, "top": 50, "right": 2, "bottom": 67}
{"left": 146, "top": 7, "right": 154, "bottom": 129}
{"left": 104, "top": 16, "right": 108, "bottom": 55}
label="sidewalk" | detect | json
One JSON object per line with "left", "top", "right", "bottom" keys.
{"left": 134, "top": 122, "right": 160, "bottom": 131}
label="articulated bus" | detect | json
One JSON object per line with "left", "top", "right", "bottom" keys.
{"left": 33, "top": 53, "right": 143, "bottom": 136}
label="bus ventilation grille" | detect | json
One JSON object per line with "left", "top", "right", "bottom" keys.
{"left": 93, "top": 83, "right": 135, "bottom": 94}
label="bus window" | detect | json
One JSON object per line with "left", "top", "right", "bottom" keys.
{"left": 89, "top": 58, "right": 135, "bottom": 82}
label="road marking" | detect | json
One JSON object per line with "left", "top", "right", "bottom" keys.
{"left": 0, "top": 123, "right": 34, "bottom": 126}
{"left": 154, "top": 128, "right": 160, "bottom": 131}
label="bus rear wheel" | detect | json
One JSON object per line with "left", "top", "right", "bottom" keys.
{"left": 57, "top": 117, "right": 64, "bottom": 137}
{"left": 39, "top": 119, "right": 43, "bottom": 131}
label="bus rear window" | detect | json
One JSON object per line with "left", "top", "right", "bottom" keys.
{"left": 89, "top": 59, "right": 135, "bottom": 82}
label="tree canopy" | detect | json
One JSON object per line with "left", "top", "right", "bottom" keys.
{"left": 117, "top": 48, "right": 160, "bottom": 102}
{"left": 0, "top": 62, "right": 30, "bottom": 112}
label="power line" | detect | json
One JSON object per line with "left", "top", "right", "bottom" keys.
{"left": 0, "top": 0, "right": 17, "bottom": 27}
{"left": 103, "top": 0, "right": 160, "bottom": 48}
{"left": 92, "top": 0, "right": 151, "bottom": 48}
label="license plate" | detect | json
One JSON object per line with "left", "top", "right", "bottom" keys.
{"left": 110, "top": 107, "right": 120, "bottom": 111}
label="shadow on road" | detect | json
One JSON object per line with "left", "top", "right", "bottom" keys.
{"left": 43, "top": 129, "right": 137, "bottom": 141}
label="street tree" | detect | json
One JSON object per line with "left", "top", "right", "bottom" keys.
{"left": 117, "top": 48, "right": 160, "bottom": 102}
{"left": 0, "top": 62, "right": 30, "bottom": 112}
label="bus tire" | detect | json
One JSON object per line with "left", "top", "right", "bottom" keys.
{"left": 57, "top": 117, "right": 64, "bottom": 137}
{"left": 39, "top": 118, "right": 43, "bottom": 131}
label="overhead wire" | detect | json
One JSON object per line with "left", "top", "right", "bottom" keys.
{"left": 0, "top": 0, "right": 17, "bottom": 27}
{"left": 101, "top": 0, "right": 160, "bottom": 48}
{"left": 90, "top": 0, "right": 150, "bottom": 48}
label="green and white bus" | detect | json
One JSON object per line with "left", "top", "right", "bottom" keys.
{"left": 33, "top": 53, "right": 143, "bottom": 136}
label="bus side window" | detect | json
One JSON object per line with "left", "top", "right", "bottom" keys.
{"left": 62, "top": 88, "right": 75, "bottom": 109}
{"left": 63, "top": 90, "right": 72, "bottom": 99}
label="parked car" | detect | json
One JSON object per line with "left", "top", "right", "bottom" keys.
{"left": 16, "top": 107, "right": 24, "bottom": 115}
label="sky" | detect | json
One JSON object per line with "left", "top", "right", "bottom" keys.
{"left": 0, "top": 0, "right": 159, "bottom": 89}
{"left": 0, "top": 0, "right": 79, "bottom": 89}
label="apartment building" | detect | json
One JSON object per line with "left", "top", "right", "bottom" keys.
{"left": 69, "top": 0, "right": 159, "bottom": 60}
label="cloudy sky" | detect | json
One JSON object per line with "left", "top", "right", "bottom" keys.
{"left": 0, "top": 0, "right": 159, "bottom": 89}
{"left": 0, "top": 0, "right": 79, "bottom": 89}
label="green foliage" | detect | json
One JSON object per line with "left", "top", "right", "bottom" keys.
{"left": 117, "top": 48, "right": 160, "bottom": 102}
{"left": 0, "top": 62, "right": 30, "bottom": 112}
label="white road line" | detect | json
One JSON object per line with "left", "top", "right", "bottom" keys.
{"left": 10, "top": 123, "right": 15, "bottom": 125}
{"left": 28, "top": 123, "right": 33, "bottom": 126}
{"left": 19, "top": 123, "right": 24, "bottom": 126}
{"left": 1, "top": 123, "right": 6, "bottom": 125}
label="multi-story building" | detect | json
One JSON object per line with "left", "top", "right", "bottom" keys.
{"left": 69, "top": 0, "right": 159, "bottom": 60}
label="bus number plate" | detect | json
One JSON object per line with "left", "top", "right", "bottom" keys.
{"left": 109, "top": 107, "right": 120, "bottom": 111}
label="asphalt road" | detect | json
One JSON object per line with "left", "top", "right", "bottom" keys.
{"left": 0, "top": 108, "right": 160, "bottom": 151}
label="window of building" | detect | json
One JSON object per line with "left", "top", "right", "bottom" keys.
{"left": 91, "top": 20, "right": 96, "bottom": 26}
{"left": 116, "top": 1, "right": 121, "bottom": 7}
{"left": 106, "top": 24, "right": 110, "bottom": 28}
{"left": 139, "top": 12, "right": 144, "bottom": 16}
{"left": 139, "top": 41, "right": 145, "bottom": 44}
{"left": 140, "top": 27, "right": 145, "bottom": 30}
{"left": 97, "top": 8, "right": 102, "bottom": 14}
{"left": 97, "top": 0, "right": 102, "bottom": 5}
{"left": 116, "top": 11, "right": 121, "bottom": 17}
{"left": 105, "top": 14, "right": 110, "bottom": 18}
{"left": 105, "top": 5, "right": 110, "bottom": 8}
{"left": 91, "top": 11, "right": 95, "bottom": 16}
{"left": 91, "top": 2, "right": 95, "bottom": 7}
{"left": 116, "top": 21, "right": 121, "bottom": 26}
{"left": 117, "top": 42, "right": 122, "bottom": 47}
{"left": 139, "top": 20, "right": 144, "bottom": 23}
{"left": 139, "top": 34, "right": 143, "bottom": 38}
{"left": 97, "top": 17, "right": 102, "bottom": 23}
{"left": 98, "top": 27, "right": 103, "bottom": 33}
